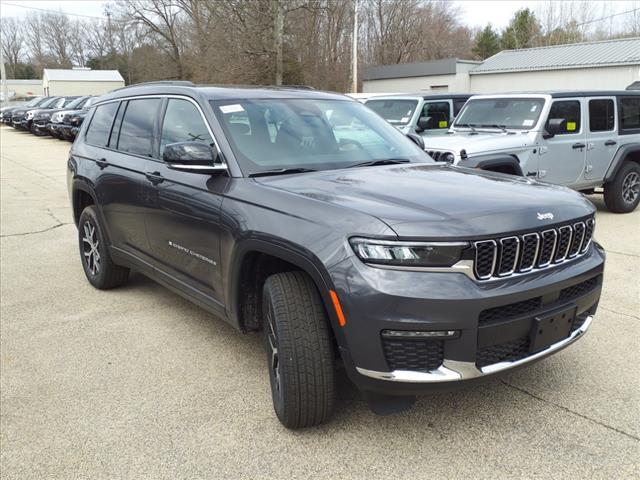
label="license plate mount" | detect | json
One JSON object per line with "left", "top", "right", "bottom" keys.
{"left": 530, "top": 306, "right": 576, "bottom": 353}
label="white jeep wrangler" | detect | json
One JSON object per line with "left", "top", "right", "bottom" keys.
{"left": 423, "top": 92, "right": 640, "bottom": 213}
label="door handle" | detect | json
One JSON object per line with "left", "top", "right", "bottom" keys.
{"left": 604, "top": 140, "right": 617, "bottom": 146}
{"left": 526, "top": 171, "right": 538, "bottom": 177}
{"left": 572, "top": 143, "right": 586, "bottom": 149}
{"left": 95, "top": 158, "right": 109, "bottom": 169}
{"left": 145, "top": 171, "right": 165, "bottom": 185}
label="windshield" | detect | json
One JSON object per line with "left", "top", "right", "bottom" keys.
{"left": 365, "top": 99, "right": 418, "bottom": 126}
{"left": 62, "top": 97, "right": 79, "bottom": 107}
{"left": 454, "top": 97, "right": 545, "bottom": 130}
{"left": 38, "top": 97, "right": 60, "bottom": 108}
{"left": 65, "top": 97, "right": 87, "bottom": 109}
{"left": 26, "top": 97, "right": 45, "bottom": 107}
{"left": 211, "top": 98, "right": 429, "bottom": 175}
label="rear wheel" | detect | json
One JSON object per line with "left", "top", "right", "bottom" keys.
{"left": 78, "top": 206, "right": 129, "bottom": 289}
{"left": 262, "top": 271, "right": 335, "bottom": 428}
{"left": 604, "top": 162, "right": 640, "bottom": 213}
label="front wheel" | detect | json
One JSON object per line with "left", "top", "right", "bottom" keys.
{"left": 78, "top": 206, "right": 129, "bottom": 289}
{"left": 262, "top": 271, "right": 335, "bottom": 428}
{"left": 604, "top": 162, "right": 640, "bottom": 213}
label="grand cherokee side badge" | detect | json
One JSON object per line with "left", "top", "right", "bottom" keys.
{"left": 537, "top": 212, "right": 554, "bottom": 220}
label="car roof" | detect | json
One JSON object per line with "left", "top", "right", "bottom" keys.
{"left": 469, "top": 91, "right": 638, "bottom": 98}
{"left": 96, "top": 82, "right": 352, "bottom": 105}
{"left": 364, "top": 93, "right": 472, "bottom": 101}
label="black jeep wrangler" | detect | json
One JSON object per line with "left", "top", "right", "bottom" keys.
{"left": 68, "top": 82, "right": 605, "bottom": 428}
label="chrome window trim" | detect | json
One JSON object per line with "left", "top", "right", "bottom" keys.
{"left": 497, "top": 236, "right": 520, "bottom": 276}
{"left": 518, "top": 232, "right": 540, "bottom": 272}
{"left": 356, "top": 316, "right": 592, "bottom": 383}
{"left": 538, "top": 229, "right": 557, "bottom": 268}
{"left": 581, "top": 218, "right": 595, "bottom": 253}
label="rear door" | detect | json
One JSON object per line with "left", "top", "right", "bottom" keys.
{"left": 539, "top": 98, "right": 586, "bottom": 185}
{"left": 89, "top": 98, "right": 162, "bottom": 261}
{"left": 144, "top": 97, "right": 228, "bottom": 302}
{"left": 585, "top": 97, "right": 617, "bottom": 181}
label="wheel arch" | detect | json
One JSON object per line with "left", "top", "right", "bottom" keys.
{"left": 604, "top": 143, "right": 640, "bottom": 183}
{"left": 71, "top": 181, "right": 98, "bottom": 227}
{"left": 457, "top": 153, "right": 524, "bottom": 176}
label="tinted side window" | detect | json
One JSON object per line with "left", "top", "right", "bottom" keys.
{"left": 85, "top": 103, "right": 119, "bottom": 147}
{"left": 589, "top": 99, "right": 615, "bottom": 132}
{"left": 453, "top": 99, "right": 466, "bottom": 116}
{"left": 160, "top": 99, "right": 214, "bottom": 155}
{"left": 620, "top": 97, "right": 640, "bottom": 131}
{"left": 547, "top": 100, "right": 581, "bottom": 134}
{"left": 422, "top": 101, "right": 450, "bottom": 128}
{"left": 117, "top": 99, "right": 162, "bottom": 157}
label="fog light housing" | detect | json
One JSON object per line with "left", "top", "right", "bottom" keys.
{"left": 381, "top": 329, "right": 459, "bottom": 339}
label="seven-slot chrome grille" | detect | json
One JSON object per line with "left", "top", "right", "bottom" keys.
{"left": 473, "top": 218, "right": 594, "bottom": 280}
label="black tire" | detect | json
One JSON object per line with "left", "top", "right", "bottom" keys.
{"left": 262, "top": 271, "right": 335, "bottom": 428}
{"left": 78, "top": 206, "right": 129, "bottom": 289}
{"left": 604, "top": 162, "right": 640, "bottom": 213}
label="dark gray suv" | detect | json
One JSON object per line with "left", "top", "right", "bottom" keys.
{"left": 68, "top": 82, "right": 605, "bottom": 428}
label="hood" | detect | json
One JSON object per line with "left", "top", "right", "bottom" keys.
{"left": 424, "top": 131, "right": 536, "bottom": 156}
{"left": 256, "top": 164, "right": 594, "bottom": 238}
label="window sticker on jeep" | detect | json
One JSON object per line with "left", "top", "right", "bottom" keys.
{"left": 530, "top": 105, "right": 538, "bottom": 112}
{"left": 400, "top": 117, "right": 409, "bottom": 123}
{"left": 567, "top": 121, "right": 577, "bottom": 131}
{"left": 220, "top": 104, "right": 244, "bottom": 114}
{"left": 522, "top": 119, "right": 534, "bottom": 127}
{"left": 439, "top": 120, "right": 448, "bottom": 128}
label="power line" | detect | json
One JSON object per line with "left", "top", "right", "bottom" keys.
{"left": 576, "top": 7, "right": 639, "bottom": 27}
{"left": 1, "top": 2, "right": 107, "bottom": 20}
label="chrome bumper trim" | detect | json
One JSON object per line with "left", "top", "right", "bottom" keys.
{"left": 356, "top": 315, "right": 593, "bottom": 383}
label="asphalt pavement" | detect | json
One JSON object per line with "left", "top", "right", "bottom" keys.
{"left": 1, "top": 127, "right": 638, "bottom": 479}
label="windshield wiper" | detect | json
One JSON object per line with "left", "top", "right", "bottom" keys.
{"left": 479, "top": 124, "right": 508, "bottom": 132}
{"left": 249, "top": 167, "right": 317, "bottom": 177}
{"left": 456, "top": 123, "right": 477, "bottom": 132}
{"left": 346, "top": 158, "right": 411, "bottom": 168}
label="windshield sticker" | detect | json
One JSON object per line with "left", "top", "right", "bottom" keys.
{"left": 439, "top": 120, "right": 448, "bottom": 128}
{"left": 522, "top": 119, "right": 534, "bottom": 127}
{"left": 567, "top": 121, "right": 577, "bottom": 131}
{"left": 530, "top": 105, "right": 538, "bottom": 112}
{"left": 220, "top": 104, "right": 244, "bottom": 114}
{"left": 400, "top": 117, "right": 409, "bottom": 123}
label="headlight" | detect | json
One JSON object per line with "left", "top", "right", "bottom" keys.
{"left": 26, "top": 112, "right": 34, "bottom": 119}
{"left": 350, "top": 238, "right": 469, "bottom": 267}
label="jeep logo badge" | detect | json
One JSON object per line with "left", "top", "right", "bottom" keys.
{"left": 537, "top": 212, "right": 554, "bottom": 220}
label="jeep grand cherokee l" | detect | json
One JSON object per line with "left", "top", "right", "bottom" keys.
{"left": 423, "top": 92, "right": 640, "bottom": 213}
{"left": 68, "top": 82, "right": 605, "bottom": 428}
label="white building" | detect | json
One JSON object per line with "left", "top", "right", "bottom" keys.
{"left": 2, "top": 79, "right": 42, "bottom": 99}
{"left": 362, "top": 58, "right": 481, "bottom": 93}
{"left": 42, "top": 68, "right": 124, "bottom": 96}
{"left": 362, "top": 37, "right": 640, "bottom": 94}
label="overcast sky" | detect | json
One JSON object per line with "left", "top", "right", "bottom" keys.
{"left": 0, "top": 0, "right": 638, "bottom": 30}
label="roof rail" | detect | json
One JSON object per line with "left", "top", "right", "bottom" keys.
{"left": 199, "top": 83, "right": 315, "bottom": 90}
{"left": 111, "top": 80, "right": 195, "bottom": 92}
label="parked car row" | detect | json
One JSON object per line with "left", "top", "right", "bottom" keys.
{"left": 363, "top": 91, "right": 640, "bottom": 213}
{"left": 0, "top": 95, "right": 95, "bottom": 142}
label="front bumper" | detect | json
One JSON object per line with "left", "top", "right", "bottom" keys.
{"left": 331, "top": 242, "right": 605, "bottom": 395}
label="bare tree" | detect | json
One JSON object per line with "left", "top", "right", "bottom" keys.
{"left": 0, "top": 17, "right": 24, "bottom": 78}
{"left": 40, "top": 13, "right": 74, "bottom": 67}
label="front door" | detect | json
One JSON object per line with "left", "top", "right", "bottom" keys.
{"left": 585, "top": 97, "right": 618, "bottom": 181}
{"left": 539, "top": 98, "right": 586, "bottom": 186}
{"left": 144, "top": 97, "right": 228, "bottom": 302}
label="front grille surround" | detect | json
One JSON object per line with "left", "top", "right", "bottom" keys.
{"left": 472, "top": 217, "right": 594, "bottom": 281}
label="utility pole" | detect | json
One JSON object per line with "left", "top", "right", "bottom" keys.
{"left": 274, "top": 0, "right": 284, "bottom": 85}
{"left": 351, "top": 0, "right": 358, "bottom": 93}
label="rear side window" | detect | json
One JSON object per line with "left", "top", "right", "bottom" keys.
{"left": 117, "top": 99, "right": 162, "bottom": 157}
{"left": 85, "top": 102, "right": 119, "bottom": 147}
{"left": 160, "top": 99, "right": 214, "bottom": 155}
{"left": 589, "top": 99, "right": 615, "bottom": 132}
{"left": 619, "top": 97, "right": 640, "bottom": 131}
{"left": 547, "top": 100, "right": 581, "bottom": 134}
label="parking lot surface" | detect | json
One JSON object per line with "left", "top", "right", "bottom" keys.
{"left": 1, "top": 127, "right": 638, "bottom": 479}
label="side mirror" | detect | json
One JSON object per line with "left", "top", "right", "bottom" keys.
{"left": 543, "top": 118, "right": 566, "bottom": 139}
{"left": 406, "top": 132, "right": 425, "bottom": 150}
{"left": 163, "top": 141, "right": 227, "bottom": 174}
{"left": 416, "top": 116, "right": 435, "bottom": 132}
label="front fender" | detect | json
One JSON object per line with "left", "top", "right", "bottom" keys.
{"left": 458, "top": 153, "right": 524, "bottom": 176}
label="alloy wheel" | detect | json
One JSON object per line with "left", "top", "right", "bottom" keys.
{"left": 82, "top": 221, "right": 101, "bottom": 275}
{"left": 622, "top": 171, "right": 640, "bottom": 204}
{"left": 265, "top": 305, "right": 281, "bottom": 394}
